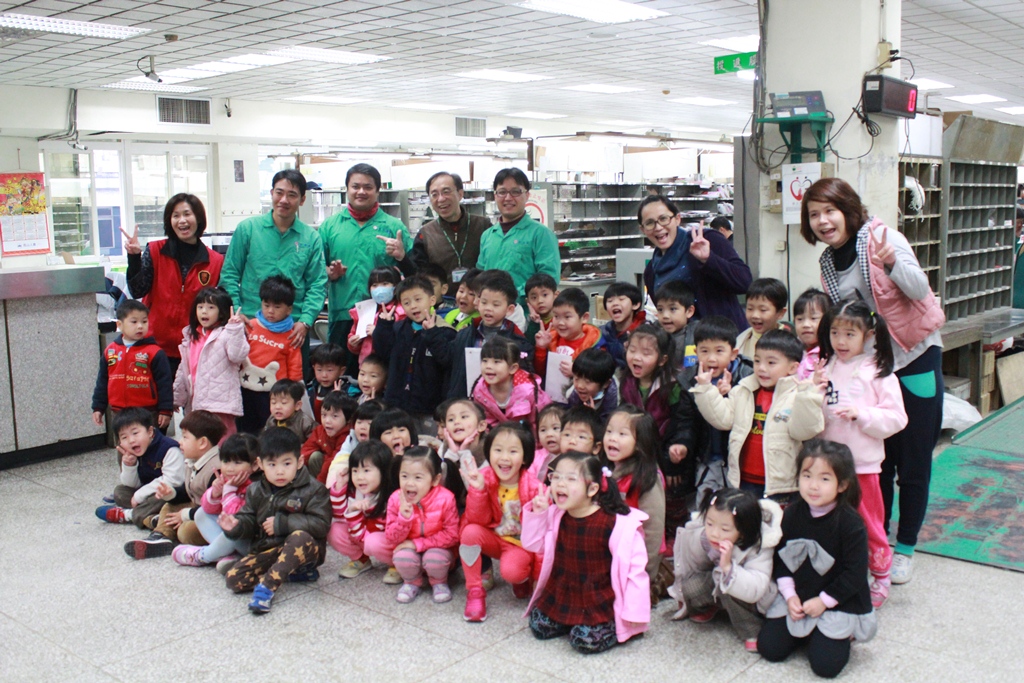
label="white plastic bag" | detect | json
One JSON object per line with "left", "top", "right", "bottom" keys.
{"left": 942, "top": 393, "right": 983, "bottom": 433}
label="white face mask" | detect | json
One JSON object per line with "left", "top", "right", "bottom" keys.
{"left": 371, "top": 285, "right": 394, "bottom": 305}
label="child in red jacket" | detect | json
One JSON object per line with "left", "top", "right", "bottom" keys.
{"left": 301, "top": 392, "right": 357, "bottom": 483}
{"left": 460, "top": 422, "right": 542, "bottom": 622}
{"left": 534, "top": 288, "right": 602, "bottom": 394}
{"left": 371, "top": 447, "right": 459, "bottom": 604}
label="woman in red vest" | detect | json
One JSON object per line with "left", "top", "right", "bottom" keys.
{"left": 125, "top": 193, "right": 224, "bottom": 376}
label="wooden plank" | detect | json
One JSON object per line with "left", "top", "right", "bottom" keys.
{"left": 996, "top": 353, "right": 1024, "bottom": 405}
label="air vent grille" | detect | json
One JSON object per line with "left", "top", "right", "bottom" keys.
{"left": 157, "top": 97, "right": 211, "bottom": 125}
{"left": 455, "top": 116, "right": 486, "bottom": 138}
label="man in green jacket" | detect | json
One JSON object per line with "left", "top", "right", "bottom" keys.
{"left": 220, "top": 169, "right": 327, "bottom": 381}
{"left": 319, "top": 163, "right": 415, "bottom": 372}
{"left": 476, "top": 167, "right": 560, "bottom": 328}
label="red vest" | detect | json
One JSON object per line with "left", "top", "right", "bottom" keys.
{"left": 144, "top": 239, "right": 223, "bottom": 358}
{"left": 105, "top": 339, "right": 165, "bottom": 410}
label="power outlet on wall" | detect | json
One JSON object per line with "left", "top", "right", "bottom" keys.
{"left": 775, "top": 240, "right": 788, "bottom": 252}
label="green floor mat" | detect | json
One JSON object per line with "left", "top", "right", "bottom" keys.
{"left": 951, "top": 395, "right": 1024, "bottom": 455}
{"left": 911, "top": 444, "right": 1024, "bottom": 572}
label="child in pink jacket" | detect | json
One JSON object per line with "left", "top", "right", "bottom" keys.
{"left": 522, "top": 451, "right": 650, "bottom": 654}
{"left": 369, "top": 446, "right": 460, "bottom": 604}
{"left": 172, "top": 433, "right": 258, "bottom": 570}
{"left": 173, "top": 287, "right": 250, "bottom": 439}
{"left": 818, "top": 300, "right": 907, "bottom": 609}
{"left": 472, "top": 336, "right": 551, "bottom": 435}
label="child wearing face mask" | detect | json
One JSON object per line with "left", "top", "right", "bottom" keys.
{"left": 347, "top": 266, "right": 405, "bottom": 367}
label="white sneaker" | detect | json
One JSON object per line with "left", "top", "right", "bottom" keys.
{"left": 891, "top": 553, "right": 913, "bottom": 584}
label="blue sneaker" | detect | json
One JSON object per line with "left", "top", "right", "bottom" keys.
{"left": 102, "top": 494, "right": 115, "bottom": 504}
{"left": 95, "top": 505, "right": 128, "bottom": 524}
{"left": 288, "top": 564, "right": 320, "bottom": 583}
{"left": 248, "top": 584, "right": 274, "bottom": 614}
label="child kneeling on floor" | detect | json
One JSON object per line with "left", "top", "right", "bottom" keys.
{"left": 125, "top": 409, "right": 227, "bottom": 559}
{"left": 669, "top": 488, "right": 783, "bottom": 653}
{"left": 220, "top": 427, "right": 331, "bottom": 614}
{"left": 523, "top": 451, "right": 650, "bottom": 654}
{"left": 96, "top": 408, "right": 184, "bottom": 529}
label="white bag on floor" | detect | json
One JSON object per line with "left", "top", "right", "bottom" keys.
{"left": 942, "top": 394, "right": 983, "bottom": 433}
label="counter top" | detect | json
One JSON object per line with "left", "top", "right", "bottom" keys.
{"left": 0, "top": 265, "right": 105, "bottom": 300}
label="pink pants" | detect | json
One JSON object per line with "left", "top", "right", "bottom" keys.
{"left": 216, "top": 413, "right": 237, "bottom": 443}
{"left": 460, "top": 523, "right": 536, "bottom": 590}
{"left": 328, "top": 519, "right": 369, "bottom": 561}
{"left": 858, "top": 473, "right": 892, "bottom": 581}
{"left": 393, "top": 547, "right": 456, "bottom": 587}
{"left": 363, "top": 531, "right": 396, "bottom": 565}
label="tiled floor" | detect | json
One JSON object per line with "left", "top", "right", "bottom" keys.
{"left": 2, "top": 448, "right": 1019, "bottom": 682}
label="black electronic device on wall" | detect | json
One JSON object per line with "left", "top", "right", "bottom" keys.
{"left": 862, "top": 75, "right": 918, "bottom": 118}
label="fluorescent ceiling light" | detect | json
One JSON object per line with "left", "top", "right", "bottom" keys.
{"left": 736, "top": 70, "right": 756, "bottom": 81}
{"left": 506, "top": 111, "right": 566, "bottom": 119}
{"left": 670, "top": 97, "right": 736, "bottom": 106}
{"left": 996, "top": 106, "right": 1024, "bottom": 115}
{"left": 910, "top": 78, "right": 953, "bottom": 90}
{"left": 518, "top": 0, "right": 668, "bottom": 24}
{"left": 701, "top": 35, "right": 760, "bottom": 52}
{"left": 944, "top": 94, "right": 1006, "bottom": 104}
{"left": 0, "top": 12, "right": 149, "bottom": 39}
{"left": 458, "top": 69, "right": 551, "bottom": 83}
{"left": 390, "top": 103, "right": 463, "bottom": 111}
{"left": 563, "top": 84, "right": 641, "bottom": 94}
{"left": 266, "top": 47, "right": 388, "bottom": 65}
{"left": 103, "top": 81, "right": 206, "bottom": 93}
{"left": 458, "top": 144, "right": 493, "bottom": 151}
{"left": 189, "top": 61, "right": 259, "bottom": 74}
{"left": 161, "top": 68, "right": 227, "bottom": 80}
{"left": 597, "top": 119, "right": 649, "bottom": 127}
{"left": 674, "top": 126, "right": 717, "bottom": 133}
{"left": 589, "top": 134, "right": 661, "bottom": 147}
{"left": 286, "top": 95, "right": 367, "bottom": 104}
{"left": 125, "top": 74, "right": 193, "bottom": 85}
{"left": 224, "top": 53, "right": 296, "bottom": 66}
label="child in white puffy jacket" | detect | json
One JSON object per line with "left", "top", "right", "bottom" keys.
{"left": 670, "top": 488, "right": 783, "bottom": 653}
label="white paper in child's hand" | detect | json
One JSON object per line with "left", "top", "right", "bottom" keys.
{"left": 354, "top": 299, "right": 377, "bottom": 338}
{"left": 545, "top": 352, "right": 573, "bottom": 400}
{"left": 465, "top": 347, "right": 482, "bottom": 394}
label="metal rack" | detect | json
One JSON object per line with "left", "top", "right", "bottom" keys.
{"left": 897, "top": 156, "right": 944, "bottom": 295}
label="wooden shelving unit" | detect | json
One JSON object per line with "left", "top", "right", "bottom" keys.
{"left": 897, "top": 156, "right": 944, "bottom": 296}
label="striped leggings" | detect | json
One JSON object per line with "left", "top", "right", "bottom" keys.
{"left": 393, "top": 547, "right": 456, "bottom": 587}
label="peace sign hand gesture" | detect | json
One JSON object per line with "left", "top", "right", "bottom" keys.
{"left": 228, "top": 306, "right": 245, "bottom": 326}
{"left": 376, "top": 230, "right": 407, "bottom": 261}
{"left": 812, "top": 358, "right": 830, "bottom": 394}
{"left": 689, "top": 221, "right": 711, "bottom": 263}
{"left": 535, "top": 319, "right": 553, "bottom": 348}
{"left": 120, "top": 225, "right": 142, "bottom": 255}
{"left": 869, "top": 225, "right": 896, "bottom": 268}
{"left": 695, "top": 362, "right": 714, "bottom": 386}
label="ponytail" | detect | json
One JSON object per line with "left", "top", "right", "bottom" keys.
{"left": 818, "top": 298, "right": 894, "bottom": 377}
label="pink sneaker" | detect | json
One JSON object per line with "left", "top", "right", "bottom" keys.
{"left": 870, "top": 578, "right": 890, "bottom": 609}
{"left": 464, "top": 586, "right": 487, "bottom": 622}
{"left": 172, "top": 545, "right": 209, "bottom": 567}
{"left": 744, "top": 638, "right": 759, "bottom": 653}
{"left": 689, "top": 605, "right": 720, "bottom": 623}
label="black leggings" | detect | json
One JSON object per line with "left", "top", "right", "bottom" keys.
{"left": 881, "top": 345, "right": 944, "bottom": 548}
{"left": 757, "top": 616, "right": 850, "bottom": 679}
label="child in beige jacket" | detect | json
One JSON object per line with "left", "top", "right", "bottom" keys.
{"left": 690, "top": 330, "right": 824, "bottom": 501}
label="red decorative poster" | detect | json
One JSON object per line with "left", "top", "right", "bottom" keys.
{"left": 0, "top": 172, "right": 51, "bottom": 256}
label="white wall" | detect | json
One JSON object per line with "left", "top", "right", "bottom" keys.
{"left": 212, "top": 142, "right": 261, "bottom": 233}
{"left": 623, "top": 149, "right": 699, "bottom": 183}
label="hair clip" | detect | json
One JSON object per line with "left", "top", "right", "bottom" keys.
{"left": 709, "top": 495, "right": 718, "bottom": 506}
{"left": 600, "top": 466, "right": 611, "bottom": 492}
{"left": 731, "top": 507, "right": 738, "bottom": 516}
{"left": 601, "top": 466, "right": 612, "bottom": 478}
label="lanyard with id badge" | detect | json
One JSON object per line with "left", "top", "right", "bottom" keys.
{"left": 443, "top": 211, "right": 469, "bottom": 283}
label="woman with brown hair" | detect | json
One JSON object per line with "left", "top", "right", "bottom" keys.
{"left": 125, "top": 193, "right": 224, "bottom": 378}
{"left": 801, "top": 177, "right": 944, "bottom": 589}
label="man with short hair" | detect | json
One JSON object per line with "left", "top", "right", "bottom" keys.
{"left": 476, "top": 167, "right": 560, "bottom": 313}
{"left": 409, "top": 171, "right": 491, "bottom": 291}
{"left": 221, "top": 169, "right": 327, "bottom": 382}
{"left": 319, "top": 163, "right": 415, "bottom": 371}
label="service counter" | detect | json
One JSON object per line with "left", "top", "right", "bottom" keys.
{"left": 0, "top": 265, "right": 106, "bottom": 467}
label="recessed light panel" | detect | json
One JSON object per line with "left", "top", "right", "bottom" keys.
{"left": 563, "top": 84, "right": 641, "bottom": 94}
{"left": 103, "top": 81, "right": 206, "bottom": 93}
{"left": 506, "top": 111, "right": 567, "bottom": 119}
{"left": 224, "top": 54, "right": 297, "bottom": 67}
{"left": 390, "top": 103, "right": 462, "bottom": 111}
{"left": 701, "top": 35, "right": 760, "bottom": 52}
{"left": 458, "top": 69, "right": 552, "bottom": 83}
{"left": 266, "top": 47, "right": 389, "bottom": 64}
{"left": 0, "top": 13, "right": 149, "bottom": 39}
{"left": 286, "top": 95, "right": 368, "bottom": 104}
{"left": 669, "top": 97, "right": 736, "bottom": 106}
{"left": 910, "top": 78, "right": 953, "bottom": 90}
{"left": 518, "top": 0, "right": 668, "bottom": 24}
{"left": 996, "top": 106, "right": 1024, "bottom": 115}
{"left": 945, "top": 94, "right": 1005, "bottom": 104}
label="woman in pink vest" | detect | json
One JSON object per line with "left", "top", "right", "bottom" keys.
{"left": 125, "top": 194, "right": 224, "bottom": 377}
{"left": 801, "top": 177, "right": 944, "bottom": 588}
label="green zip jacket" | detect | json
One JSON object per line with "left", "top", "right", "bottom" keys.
{"left": 319, "top": 208, "right": 415, "bottom": 323}
{"left": 476, "top": 213, "right": 560, "bottom": 298}
{"left": 220, "top": 213, "right": 328, "bottom": 327}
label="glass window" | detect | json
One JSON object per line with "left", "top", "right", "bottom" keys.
{"left": 171, "top": 154, "right": 208, "bottom": 200}
{"left": 131, "top": 154, "right": 169, "bottom": 240}
{"left": 47, "top": 152, "right": 93, "bottom": 255}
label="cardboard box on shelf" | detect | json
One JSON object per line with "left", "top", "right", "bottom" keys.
{"left": 943, "top": 375, "right": 971, "bottom": 401}
{"left": 983, "top": 372, "right": 995, "bottom": 394}
{"left": 983, "top": 350, "right": 995, "bottom": 377}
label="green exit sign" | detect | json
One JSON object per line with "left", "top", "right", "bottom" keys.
{"left": 714, "top": 51, "right": 757, "bottom": 74}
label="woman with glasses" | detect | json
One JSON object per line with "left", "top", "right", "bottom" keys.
{"left": 409, "top": 171, "right": 492, "bottom": 291}
{"left": 639, "top": 195, "right": 751, "bottom": 331}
